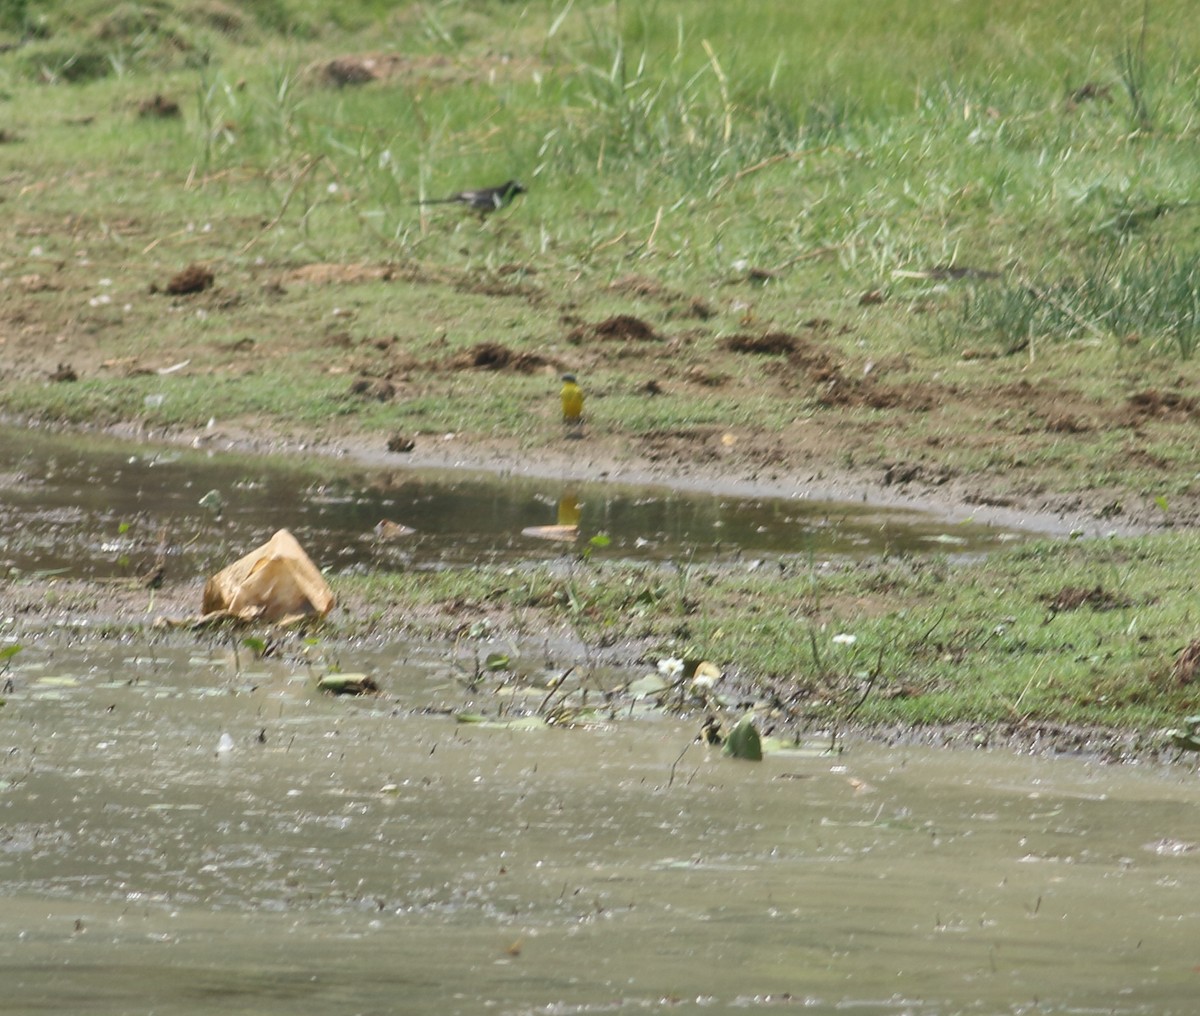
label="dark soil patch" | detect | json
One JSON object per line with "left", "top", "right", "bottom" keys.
{"left": 1123, "top": 388, "right": 1200, "bottom": 422}
{"left": 569, "top": 314, "right": 660, "bottom": 344}
{"left": 137, "top": 93, "right": 180, "bottom": 118}
{"left": 322, "top": 55, "right": 385, "bottom": 86}
{"left": 158, "top": 263, "right": 214, "bottom": 296}
{"left": 722, "top": 332, "right": 797, "bottom": 355}
{"left": 1042, "top": 413, "right": 1092, "bottom": 434}
{"left": 450, "top": 342, "right": 548, "bottom": 373}
{"left": 348, "top": 376, "right": 395, "bottom": 402}
{"left": 1042, "top": 585, "right": 1133, "bottom": 614}
{"left": 1173, "top": 640, "right": 1200, "bottom": 685}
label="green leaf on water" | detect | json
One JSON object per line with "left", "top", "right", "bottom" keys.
{"left": 626, "top": 673, "right": 668, "bottom": 699}
{"left": 242, "top": 636, "right": 268, "bottom": 657}
{"left": 723, "top": 713, "right": 763, "bottom": 762}
{"left": 317, "top": 673, "right": 379, "bottom": 695}
{"left": 484, "top": 652, "right": 511, "bottom": 672}
{"left": 0, "top": 644, "right": 23, "bottom": 663}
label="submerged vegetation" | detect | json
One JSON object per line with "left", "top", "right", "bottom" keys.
{"left": 2, "top": 0, "right": 1200, "bottom": 746}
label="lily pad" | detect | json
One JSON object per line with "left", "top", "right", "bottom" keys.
{"left": 626, "top": 673, "right": 669, "bottom": 699}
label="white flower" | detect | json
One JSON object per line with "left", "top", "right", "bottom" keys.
{"left": 832, "top": 633, "right": 857, "bottom": 646}
{"left": 657, "top": 657, "right": 685, "bottom": 678}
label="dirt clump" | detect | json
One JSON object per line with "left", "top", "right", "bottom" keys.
{"left": 451, "top": 342, "right": 548, "bottom": 373}
{"left": 348, "top": 376, "right": 395, "bottom": 401}
{"left": 722, "top": 332, "right": 797, "bottom": 355}
{"left": 49, "top": 363, "right": 78, "bottom": 383}
{"left": 569, "top": 315, "right": 660, "bottom": 344}
{"left": 159, "top": 263, "right": 214, "bottom": 296}
{"left": 137, "top": 94, "right": 180, "bottom": 118}
{"left": 322, "top": 55, "right": 385, "bottom": 86}
{"left": 1172, "top": 640, "right": 1200, "bottom": 685}
{"left": 1123, "top": 388, "right": 1200, "bottom": 423}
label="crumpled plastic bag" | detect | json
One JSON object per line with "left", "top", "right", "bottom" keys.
{"left": 201, "top": 529, "right": 335, "bottom": 624}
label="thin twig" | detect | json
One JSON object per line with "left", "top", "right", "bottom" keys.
{"left": 538, "top": 665, "right": 576, "bottom": 714}
{"left": 667, "top": 739, "right": 691, "bottom": 788}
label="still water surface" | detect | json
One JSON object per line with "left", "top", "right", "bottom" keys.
{"left": 0, "top": 427, "right": 1021, "bottom": 580}
{"left": 3, "top": 638, "right": 1200, "bottom": 1015}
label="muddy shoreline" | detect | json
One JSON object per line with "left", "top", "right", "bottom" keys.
{"left": 2, "top": 417, "right": 1192, "bottom": 764}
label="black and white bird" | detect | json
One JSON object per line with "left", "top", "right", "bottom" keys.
{"left": 417, "top": 180, "right": 526, "bottom": 214}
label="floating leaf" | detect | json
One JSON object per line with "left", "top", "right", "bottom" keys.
{"left": 242, "top": 636, "right": 268, "bottom": 657}
{"left": 317, "top": 673, "right": 379, "bottom": 695}
{"left": 723, "top": 713, "right": 763, "bottom": 761}
{"left": 484, "top": 652, "right": 511, "bottom": 672}
{"left": 0, "top": 644, "right": 23, "bottom": 663}
{"left": 626, "top": 673, "right": 669, "bottom": 699}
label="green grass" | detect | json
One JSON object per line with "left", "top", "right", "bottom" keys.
{"left": 333, "top": 529, "right": 1200, "bottom": 734}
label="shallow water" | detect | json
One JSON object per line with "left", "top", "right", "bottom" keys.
{"left": 0, "top": 426, "right": 1021, "bottom": 581}
{"left": 4, "top": 637, "right": 1200, "bottom": 1015}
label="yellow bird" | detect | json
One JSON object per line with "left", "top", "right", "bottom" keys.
{"left": 560, "top": 372, "right": 584, "bottom": 429}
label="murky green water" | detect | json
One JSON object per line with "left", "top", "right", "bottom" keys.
{"left": 0, "top": 426, "right": 1021, "bottom": 581}
{"left": 4, "top": 636, "right": 1200, "bottom": 1015}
